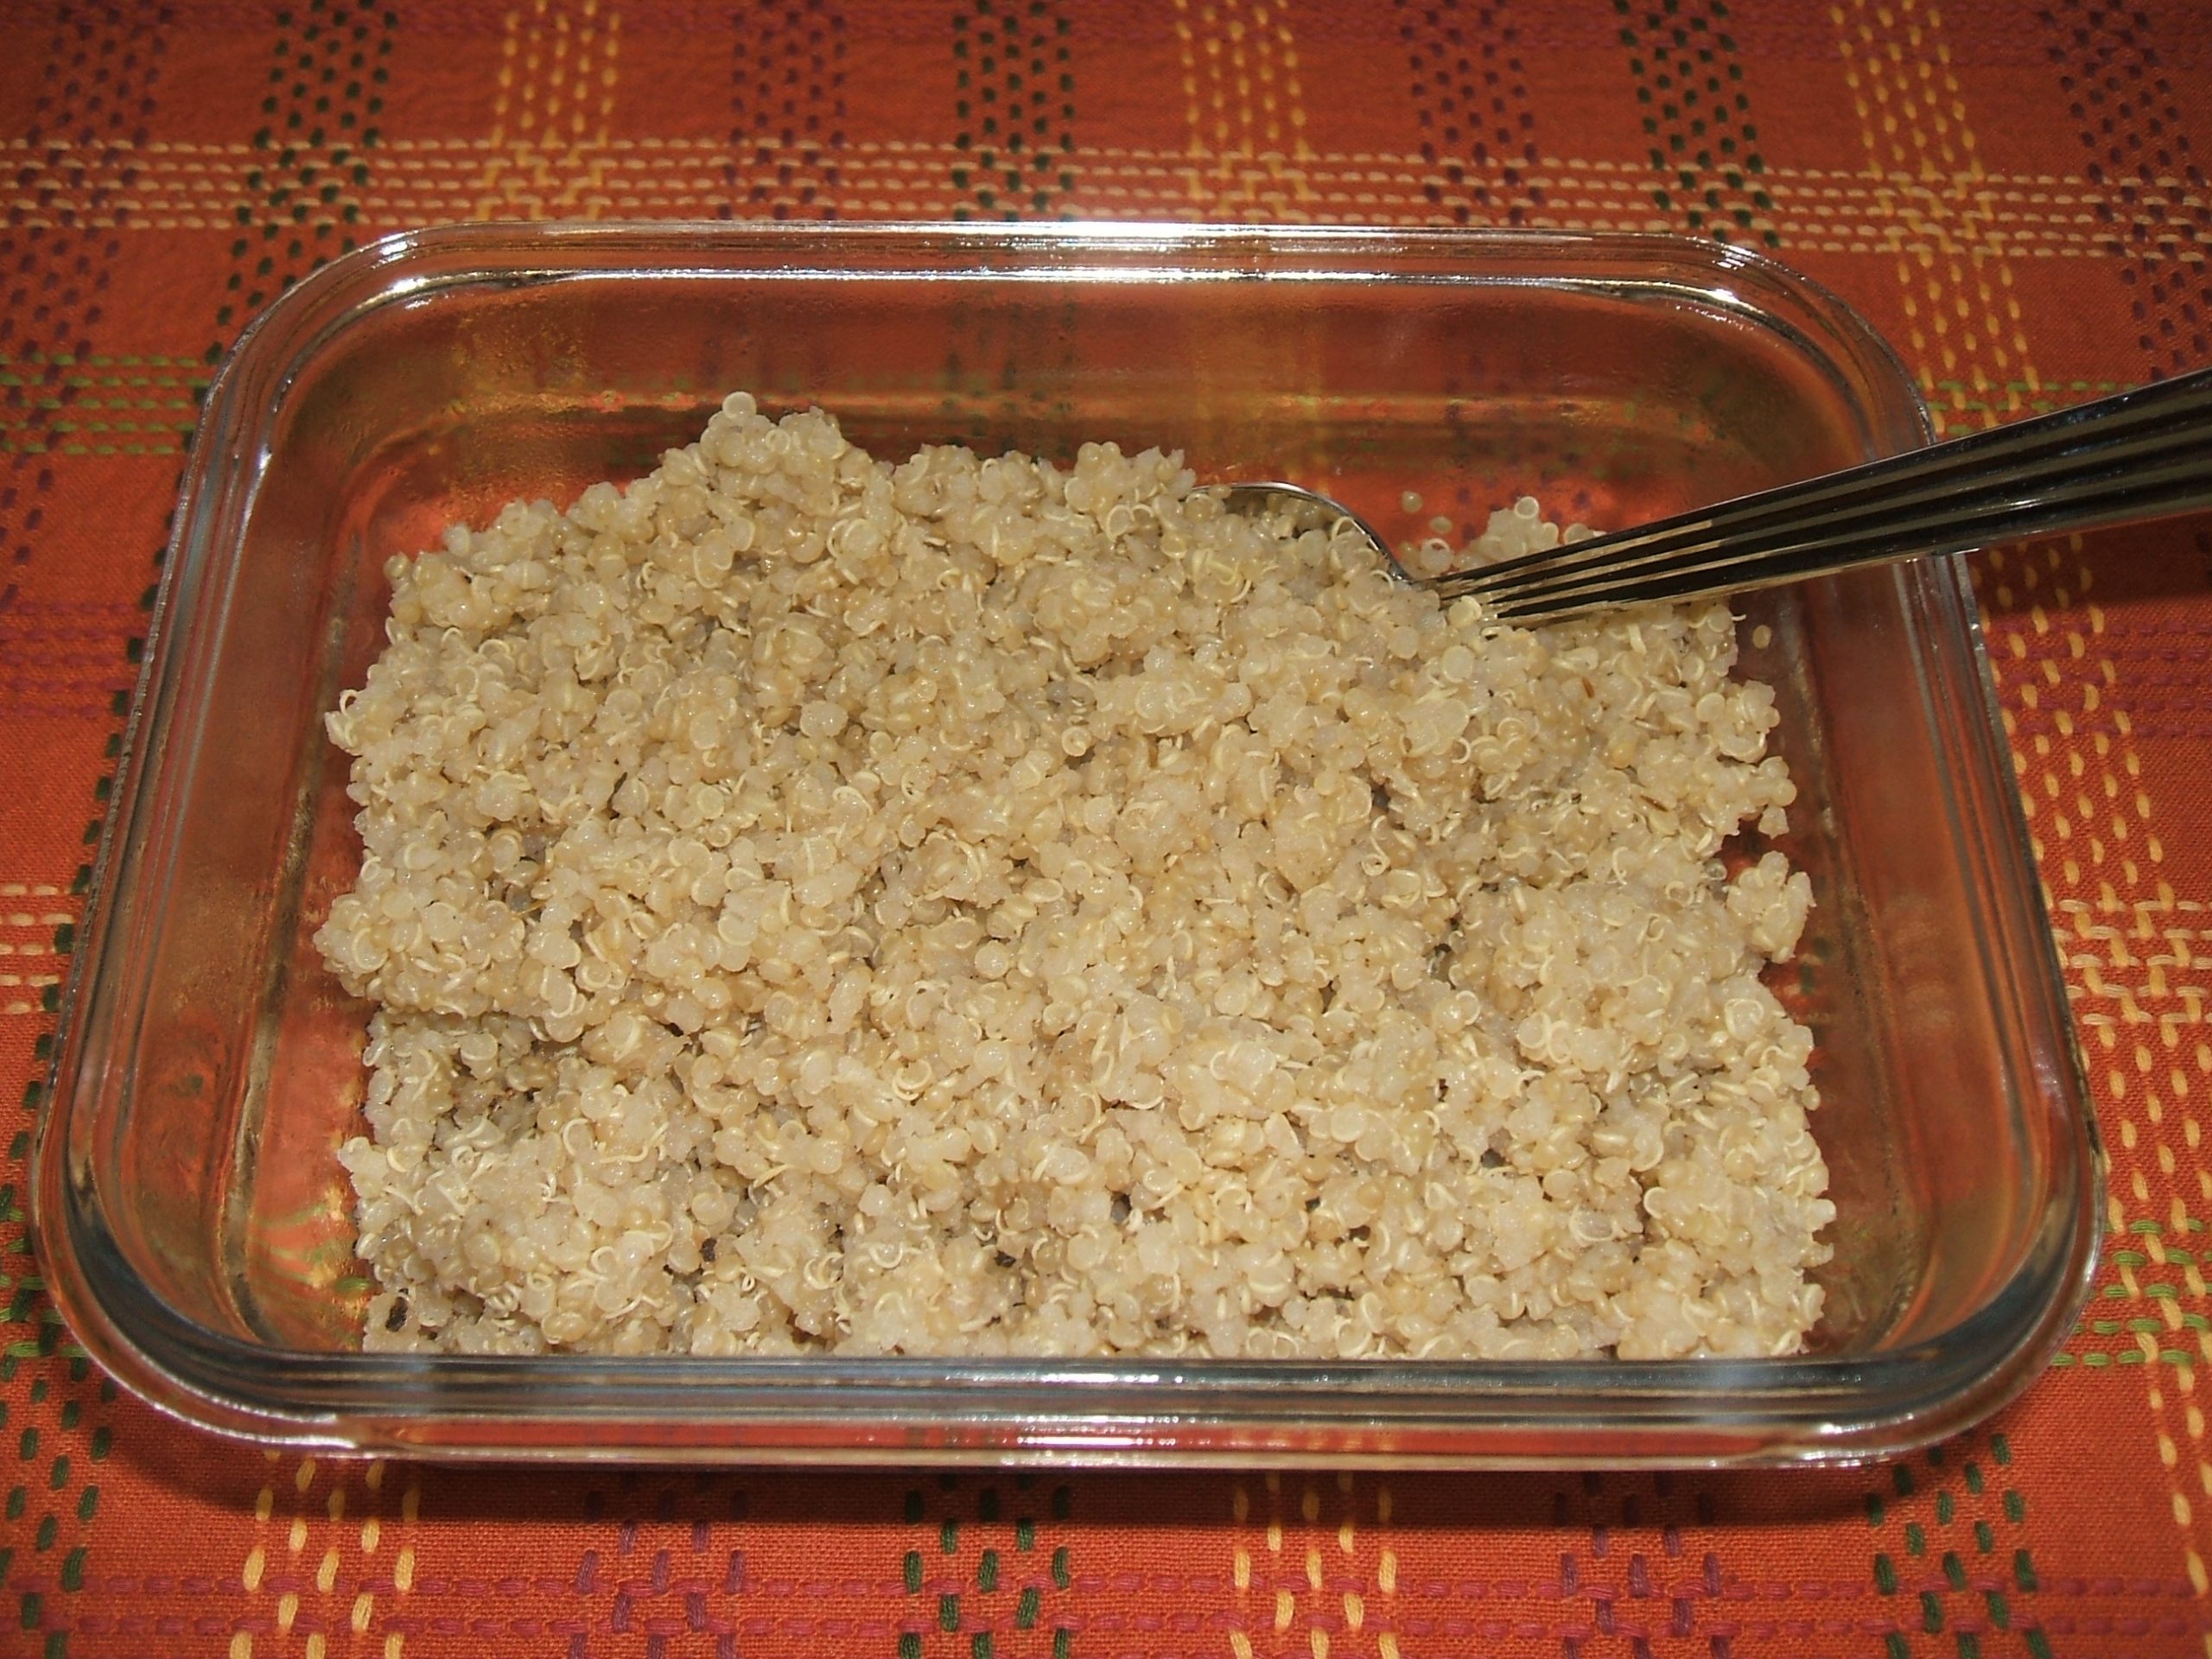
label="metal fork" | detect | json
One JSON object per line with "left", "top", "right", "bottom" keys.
{"left": 1216, "top": 365, "right": 2212, "bottom": 626}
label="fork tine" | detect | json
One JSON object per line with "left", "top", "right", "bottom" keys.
{"left": 1444, "top": 366, "right": 2212, "bottom": 609}
{"left": 1484, "top": 456, "right": 2212, "bottom": 624}
{"left": 1447, "top": 367, "right": 2212, "bottom": 621}
{"left": 1470, "top": 416, "right": 2212, "bottom": 613}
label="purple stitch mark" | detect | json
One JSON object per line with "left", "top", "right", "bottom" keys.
{"left": 692, "top": 1521, "right": 711, "bottom": 1554}
{"left": 575, "top": 1551, "right": 600, "bottom": 1596}
{"left": 651, "top": 1550, "right": 670, "bottom": 1594}
{"left": 618, "top": 1520, "right": 640, "bottom": 1555}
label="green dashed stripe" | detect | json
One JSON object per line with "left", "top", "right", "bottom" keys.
{"left": 951, "top": 0, "right": 1076, "bottom": 220}
{"left": 2082, "top": 1315, "right": 2210, "bottom": 1333}
{"left": 1395, "top": 0, "right": 1540, "bottom": 226}
{"left": 1869, "top": 1433, "right": 2050, "bottom": 1659}
{"left": 1613, "top": 0, "right": 1775, "bottom": 245}
{"left": 2050, "top": 1347, "right": 2197, "bottom": 1369}
{"left": 211, "top": 0, "right": 389, "bottom": 352}
{"left": 899, "top": 1479, "right": 1072, "bottom": 1656}
{"left": 0, "top": 353, "right": 209, "bottom": 367}
{"left": 902, "top": 1484, "right": 934, "bottom": 1650}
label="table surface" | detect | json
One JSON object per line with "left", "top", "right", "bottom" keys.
{"left": 5, "top": 2, "right": 2212, "bottom": 1655}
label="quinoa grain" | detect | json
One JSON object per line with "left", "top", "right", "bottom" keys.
{"left": 317, "top": 393, "right": 1831, "bottom": 1361}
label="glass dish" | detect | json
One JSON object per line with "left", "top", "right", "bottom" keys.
{"left": 34, "top": 222, "right": 2099, "bottom": 1466}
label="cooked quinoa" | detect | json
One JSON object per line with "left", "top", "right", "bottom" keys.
{"left": 315, "top": 391, "right": 1834, "bottom": 1362}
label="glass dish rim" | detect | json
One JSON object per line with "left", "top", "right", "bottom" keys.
{"left": 33, "top": 219, "right": 2102, "bottom": 1466}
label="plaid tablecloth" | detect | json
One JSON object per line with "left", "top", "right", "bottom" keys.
{"left": 5, "top": 2, "right": 2212, "bottom": 1655}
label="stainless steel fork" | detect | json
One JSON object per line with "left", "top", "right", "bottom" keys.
{"left": 1219, "top": 365, "right": 2212, "bottom": 626}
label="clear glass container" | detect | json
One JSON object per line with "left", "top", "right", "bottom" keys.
{"left": 34, "top": 223, "right": 2099, "bottom": 1465}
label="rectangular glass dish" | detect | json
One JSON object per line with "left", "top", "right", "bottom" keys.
{"left": 35, "top": 222, "right": 2098, "bottom": 1465}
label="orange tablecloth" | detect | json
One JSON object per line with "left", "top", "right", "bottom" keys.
{"left": 5, "top": 3, "right": 2212, "bottom": 1655}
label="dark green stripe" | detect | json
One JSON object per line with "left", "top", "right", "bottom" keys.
{"left": 215, "top": 0, "right": 390, "bottom": 348}
{"left": 952, "top": 0, "right": 1077, "bottom": 219}
{"left": 1395, "top": 0, "right": 1540, "bottom": 226}
{"left": 1614, "top": 0, "right": 1776, "bottom": 245}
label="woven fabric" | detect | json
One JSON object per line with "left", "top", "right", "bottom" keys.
{"left": 4, "top": 2, "right": 2212, "bottom": 1655}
